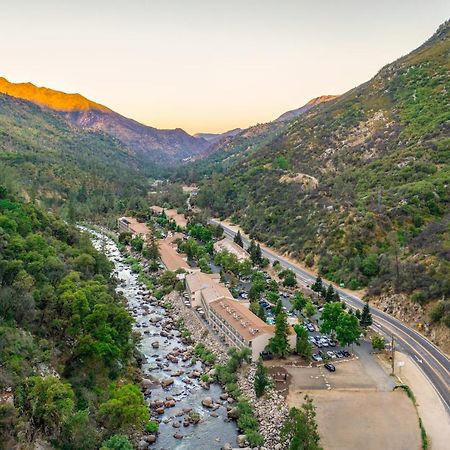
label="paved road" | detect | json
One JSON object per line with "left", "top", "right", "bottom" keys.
{"left": 210, "top": 219, "right": 450, "bottom": 414}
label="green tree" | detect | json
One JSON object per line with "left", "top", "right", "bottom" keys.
{"left": 304, "top": 300, "right": 316, "bottom": 319}
{"left": 281, "top": 396, "right": 322, "bottom": 450}
{"left": 98, "top": 384, "right": 148, "bottom": 433}
{"left": 291, "top": 292, "right": 307, "bottom": 315}
{"left": 100, "top": 435, "right": 134, "bottom": 450}
{"left": 371, "top": 334, "right": 386, "bottom": 351}
{"left": 360, "top": 302, "right": 373, "bottom": 327}
{"left": 269, "top": 308, "right": 291, "bottom": 358}
{"left": 319, "top": 302, "right": 344, "bottom": 335}
{"left": 325, "top": 284, "right": 336, "bottom": 303}
{"left": 15, "top": 376, "right": 75, "bottom": 439}
{"left": 293, "top": 325, "right": 312, "bottom": 360}
{"left": 254, "top": 358, "right": 270, "bottom": 397}
{"left": 143, "top": 236, "right": 160, "bottom": 261}
{"left": 336, "top": 312, "right": 361, "bottom": 347}
{"left": 250, "top": 300, "right": 267, "bottom": 322}
{"left": 160, "top": 270, "right": 178, "bottom": 289}
{"left": 311, "top": 276, "right": 323, "bottom": 294}
{"left": 130, "top": 236, "right": 144, "bottom": 252}
{"left": 234, "top": 230, "right": 244, "bottom": 248}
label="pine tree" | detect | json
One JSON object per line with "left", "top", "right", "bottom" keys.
{"left": 269, "top": 309, "right": 290, "bottom": 358}
{"left": 254, "top": 358, "right": 270, "bottom": 397}
{"left": 234, "top": 230, "right": 244, "bottom": 248}
{"left": 311, "top": 276, "right": 323, "bottom": 293}
{"left": 325, "top": 284, "right": 336, "bottom": 303}
{"left": 255, "top": 244, "right": 262, "bottom": 265}
{"left": 360, "top": 302, "right": 373, "bottom": 327}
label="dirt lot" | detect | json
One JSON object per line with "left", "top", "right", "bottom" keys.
{"left": 287, "top": 390, "right": 421, "bottom": 450}
{"left": 269, "top": 355, "right": 421, "bottom": 450}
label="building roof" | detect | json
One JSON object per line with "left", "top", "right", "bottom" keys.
{"left": 200, "top": 284, "right": 234, "bottom": 304}
{"left": 158, "top": 240, "right": 190, "bottom": 271}
{"left": 209, "top": 298, "right": 274, "bottom": 341}
{"left": 165, "top": 209, "right": 188, "bottom": 228}
{"left": 214, "top": 237, "right": 249, "bottom": 260}
{"left": 118, "top": 217, "right": 150, "bottom": 237}
{"left": 186, "top": 271, "right": 221, "bottom": 293}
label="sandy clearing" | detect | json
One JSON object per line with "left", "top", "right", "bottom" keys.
{"left": 288, "top": 390, "right": 421, "bottom": 450}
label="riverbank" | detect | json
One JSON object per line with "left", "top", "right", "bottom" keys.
{"left": 108, "top": 228, "right": 290, "bottom": 449}
{"left": 87, "top": 229, "right": 238, "bottom": 449}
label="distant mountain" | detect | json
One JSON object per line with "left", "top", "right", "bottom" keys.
{"left": 194, "top": 128, "right": 242, "bottom": 144}
{"left": 189, "top": 21, "right": 450, "bottom": 345}
{"left": 0, "top": 92, "right": 147, "bottom": 218}
{"left": 275, "top": 95, "right": 338, "bottom": 122}
{"left": 0, "top": 77, "right": 209, "bottom": 164}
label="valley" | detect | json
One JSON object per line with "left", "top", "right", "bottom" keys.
{"left": 0, "top": 11, "right": 449, "bottom": 450}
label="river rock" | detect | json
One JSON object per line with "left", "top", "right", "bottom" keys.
{"left": 237, "top": 435, "right": 247, "bottom": 447}
{"left": 173, "top": 432, "right": 183, "bottom": 439}
{"left": 161, "top": 378, "right": 174, "bottom": 387}
{"left": 201, "top": 397, "right": 213, "bottom": 408}
{"left": 151, "top": 341, "right": 160, "bottom": 349}
{"left": 146, "top": 435, "right": 157, "bottom": 443}
{"left": 227, "top": 407, "right": 239, "bottom": 419}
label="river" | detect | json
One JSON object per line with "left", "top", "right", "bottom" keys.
{"left": 86, "top": 229, "right": 238, "bottom": 450}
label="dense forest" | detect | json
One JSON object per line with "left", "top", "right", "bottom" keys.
{"left": 0, "top": 93, "right": 155, "bottom": 222}
{"left": 185, "top": 22, "right": 450, "bottom": 328}
{"left": 0, "top": 187, "right": 147, "bottom": 449}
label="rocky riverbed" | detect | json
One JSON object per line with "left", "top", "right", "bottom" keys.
{"left": 86, "top": 229, "right": 238, "bottom": 450}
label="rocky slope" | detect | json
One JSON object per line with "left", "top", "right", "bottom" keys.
{"left": 0, "top": 77, "right": 209, "bottom": 164}
{"left": 274, "top": 95, "right": 338, "bottom": 122}
{"left": 190, "top": 21, "right": 450, "bottom": 334}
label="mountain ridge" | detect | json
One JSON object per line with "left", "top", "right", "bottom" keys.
{"left": 0, "top": 76, "right": 209, "bottom": 164}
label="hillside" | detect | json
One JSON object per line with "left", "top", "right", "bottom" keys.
{"left": 0, "top": 189, "right": 145, "bottom": 448}
{"left": 191, "top": 22, "right": 450, "bottom": 338}
{"left": 274, "top": 95, "right": 338, "bottom": 122}
{"left": 0, "top": 77, "right": 209, "bottom": 164}
{"left": 0, "top": 93, "right": 148, "bottom": 219}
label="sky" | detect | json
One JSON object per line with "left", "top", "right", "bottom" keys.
{"left": 1, "top": 0, "right": 449, "bottom": 134}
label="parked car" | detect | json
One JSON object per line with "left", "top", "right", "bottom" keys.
{"left": 342, "top": 350, "right": 351, "bottom": 357}
{"left": 335, "top": 351, "right": 344, "bottom": 358}
{"left": 261, "top": 351, "right": 273, "bottom": 360}
{"left": 312, "top": 353, "right": 322, "bottom": 362}
{"left": 324, "top": 363, "right": 336, "bottom": 372}
{"left": 329, "top": 340, "right": 337, "bottom": 347}
{"left": 327, "top": 351, "right": 336, "bottom": 359}
{"left": 306, "top": 324, "right": 315, "bottom": 332}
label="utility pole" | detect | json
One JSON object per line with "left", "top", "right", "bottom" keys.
{"left": 391, "top": 334, "right": 395, "bottom": 376}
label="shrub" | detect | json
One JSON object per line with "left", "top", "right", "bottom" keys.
{"left": 145, "top": 421, "right": 159, "bottom": 433}
{"left": 100, "top": 435, "right": 133, "bottom": 450}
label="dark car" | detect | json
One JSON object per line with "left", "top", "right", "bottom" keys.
{"left": 261, "top": 351, "right": 273, "bottom": 360}
{"left": 335, "top": 351, "right": 344, "bottom": 358}
{"left": 342, "top": 350, "right": 351, "bottom": 357}
{"left": 324, "top": 363, "right": 336, "bottom": 372}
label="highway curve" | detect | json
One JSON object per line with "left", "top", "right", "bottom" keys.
{"left": 210, "top": 219, "right": 450, "bottom": 414}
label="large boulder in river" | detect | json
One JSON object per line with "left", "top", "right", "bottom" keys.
{"left": 161, "top": 378, "right": 174, "bottom": 388}
{"left": 201, "top": 397, "right": 213, "bottom": 408}
{"left": 227, "top": 407, "right": 239, "bottom": 419}
{"left": 151, "top": 341, "right": 160, "bottom": 349}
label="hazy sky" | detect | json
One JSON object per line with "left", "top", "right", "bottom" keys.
{"left": 1, "top": 1, "right": 449, "bottom": 133}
